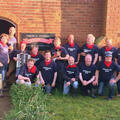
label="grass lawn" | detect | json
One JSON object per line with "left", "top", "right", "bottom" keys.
{"left": 47, "top": 90, "right": 120, "bottom": 120}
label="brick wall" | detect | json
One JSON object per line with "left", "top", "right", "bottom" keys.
{"left": 0, "top": 0, "right": 105, "bottom": 46}
{"left": 105, "top": 0, "right": 120, "bottom": 47}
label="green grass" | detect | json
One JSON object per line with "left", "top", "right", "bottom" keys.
{"left": 47, "top": 90, "right": 120, "bottom": 120}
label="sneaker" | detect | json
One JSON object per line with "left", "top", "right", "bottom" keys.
{"left": 105, "top": 97, "right": 112, "bottom": 100}
{"left": 117, "top": 94, "right": 120, "bottom": 97}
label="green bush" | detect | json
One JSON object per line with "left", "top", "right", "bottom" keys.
{"left": 5, "top": 84, "right": 49, "bottom": 120}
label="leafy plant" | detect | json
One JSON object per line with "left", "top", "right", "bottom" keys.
{"left": 5, "top": 84, "right": 49, "bottom": 120}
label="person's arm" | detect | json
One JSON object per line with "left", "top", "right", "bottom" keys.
{"left": 75, "top": 53, "right": 80, "bottom": 64}
{"left": 99, "top": 56, "right": 102, "bottom": 62}
{"left": 93, "top": 53, "right": 98, "bottom": 65}
{"left": 18, "top": 75, "right": 30, "bottom": 82}
{"left": 93, "top": 70, "right": 99, "bottom": 86}
{"left": 79, "top": 73, "right": 84, "bottom": 83}
{"left": 115, "top": 58, "right": 118, "bottom": 64}
{"left": 51, "top": 72, "right": 57, "bottom": 87}
{"left": 59, "top": 54, "right": 69, "bottom": 60}
{"left": 39, "top": 71, "right": 45, "bottom": 85}
{"left": 115, "top": 72, "right": 120, "bottom": 83}
{"left": 87, "top": 76, "right": 95, "bottom": 85}
{"left": 80, "top": 52, "right": 86, "bottom": 56}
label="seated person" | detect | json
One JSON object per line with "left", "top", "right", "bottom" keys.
{"left": 63, "top": 56, "right": 79, "bottom": 97}
{"left": 95, "top": 52, "right": 120, "bottom": 100}
{"left": 63, "top": 34, "right": 81, "bottom": 64}
{"left": 38, "top": 50, "right": 57, "bottom": 94}
{"left": 16, "top": 58, "right": 39, "bottom": 85}
{"left": 79, "top": 54, "right": 97, "bottom": 98}
{"left": 30, "top": 44, "right": 44, "bottom": 67}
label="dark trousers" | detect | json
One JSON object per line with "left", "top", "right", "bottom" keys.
{"left": 80, "top": 82, "right": 97, "bottom": 96}
{"left": 117, "top": 80, "right": 120, "bottom": 94}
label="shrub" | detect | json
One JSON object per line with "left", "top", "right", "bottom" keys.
{"left": 5, "top": 84, "right": 48, "bottom": 120}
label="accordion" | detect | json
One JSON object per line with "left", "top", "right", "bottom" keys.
{"left": 16, "top": 53, "right": 31, "bottom": 68}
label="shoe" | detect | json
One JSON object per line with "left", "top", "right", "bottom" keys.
{"left": 117, "top": 94, "right": 120, "bottom": 97}
{"left": 105, "top": 97, "right": 112, "bottom": 100}
{"left": 91, "top": 94, "right": 96, "bottom": 99}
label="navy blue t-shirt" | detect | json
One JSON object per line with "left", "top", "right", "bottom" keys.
{"left": 99, "top": 46, "right": 117, "bottom": 61}
{"left": 81, "top": 44, "right": 98, "bottom": 63}
{"left": 63, "top": 65, "right": 79, "bottom": 82}
{"left": 38, "top": 61, "right": 57, "bottom": 85}
{"left": 19, "top": 65, "right": 39, "bottom": 83}
{"left": 31, "top": 53, "right": 44, "bottom": 67}
{"left": 79, "top": 63, "right": 96, "bottom": 81}
{"left": 115, "top": 48, "right": 120, "bottom": 65}
{"left": 97, "top": 61, "right": 120, "bottom": 82}
{"left": 63, "top": 43, "right": 81, "bottom": 62}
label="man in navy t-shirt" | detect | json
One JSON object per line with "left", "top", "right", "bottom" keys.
{"left": 30, "top": 44, "right": 44, "bottom": 68}
{"left": 99, "top": 38, "right": 116, "bottom": 62}
{"left": 51, "top": 37, "right": 69, "bottom": 89}
{"left": 81, "top": 34, "right": 98, "bottom": 65}
{"left": 63, "top": 34, "right": 81, "bottom": 64}
{"left": 16, "top": 58, "right": 39, "bottom": 85}
{"left": 38, "top": 50, "right": 57, "bottom": 94}
{"left": 79, "top": 54, "right": 97, "bottom": 98}
{"left": 95, "top": 52, "right": 120, "bottom": 100}
{"left": 114, "top": 48, "right": 120, "bottom": 96}
{"left": 63, "top": 56, "right": 79, "bottom": 97}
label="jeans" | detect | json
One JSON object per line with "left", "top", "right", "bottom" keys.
{"left": 45, "top": 84, "right": 52, "bottom": 94}
{"left": 16, "top": 67, "right": 21, "bottom": 77}
{"left": 0, "top": 65, "right": 8, "bottom": 81}
{"left": 98, "top": 81, "right": 115, "bottom": 98}
{"left": 16, "top": 79, "right": 31, "bottom": 86}
{"left": 63, "top": 81, "right": 78, "bottom": 95}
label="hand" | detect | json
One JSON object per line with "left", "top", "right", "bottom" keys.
{"left": 56, "top": 56, "right": 62, "bottom": 60}
{"left": 51, "top": 82, "right": 55, "bottom": 87}
{"left": 92, "top": 80, "right": 98, "bottom": 86}
{"left": 66, "top": 81, "right": 71, "bottom": 86}
{"left": 71, "top": 78, "right": 75, "bottom": 82}
{"left": 41, "top": 80, "right": 45, "bottom": 85}
{"left": 83, "top": 80, "right": 88, "bottom": 86}
{"left": 9, "top": 45, "right": 13, "bottom": 51}
{"left": 75, "top": 61, "right": 79, "bottom": 65}
{"left": 36, "top": 80, "right": 40, "bottom": 85}
{"left": 109, "top": 79, "right": 116, "bottom": 84}
{"left": 81, "top": 52, "right": 86, "bottom": 56}
{"left": 13, "top": 57, "right": 18, "bottom": 61}
{"left": 0, "top": 62, "right": 3, "bottom": 67}
{"left": 26, "top": 77, "right": 30, "bottom": 82}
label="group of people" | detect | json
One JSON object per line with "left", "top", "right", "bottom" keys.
{"left": 0, "top": 27, "right": 120, "bottom": 100}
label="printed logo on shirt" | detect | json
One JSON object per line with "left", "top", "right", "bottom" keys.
{"left": 68, "top": 48, "right": 76, "bottom": 52}
{"left": 83, "top": 49, "right": 91, "bottom": 53}
{"left": 67, "top": 71, "right": 74, "bottom": 74}
{"left": 102, "top": 68, "right": 112, "bottom": 72}
{"left": 33, "top": 58, "right": 39, "bottom": 62}
{"left": 25, "top": 73, "right": 32, "bottom": 77}
{"left": 43, "top": 67, "right": 52, "bottom": 71}
{"left": 83, "top": 70, "right": 91, "bottom": 74}
{"left": 105, "top": 51, "right": 113, "bottom": 55}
